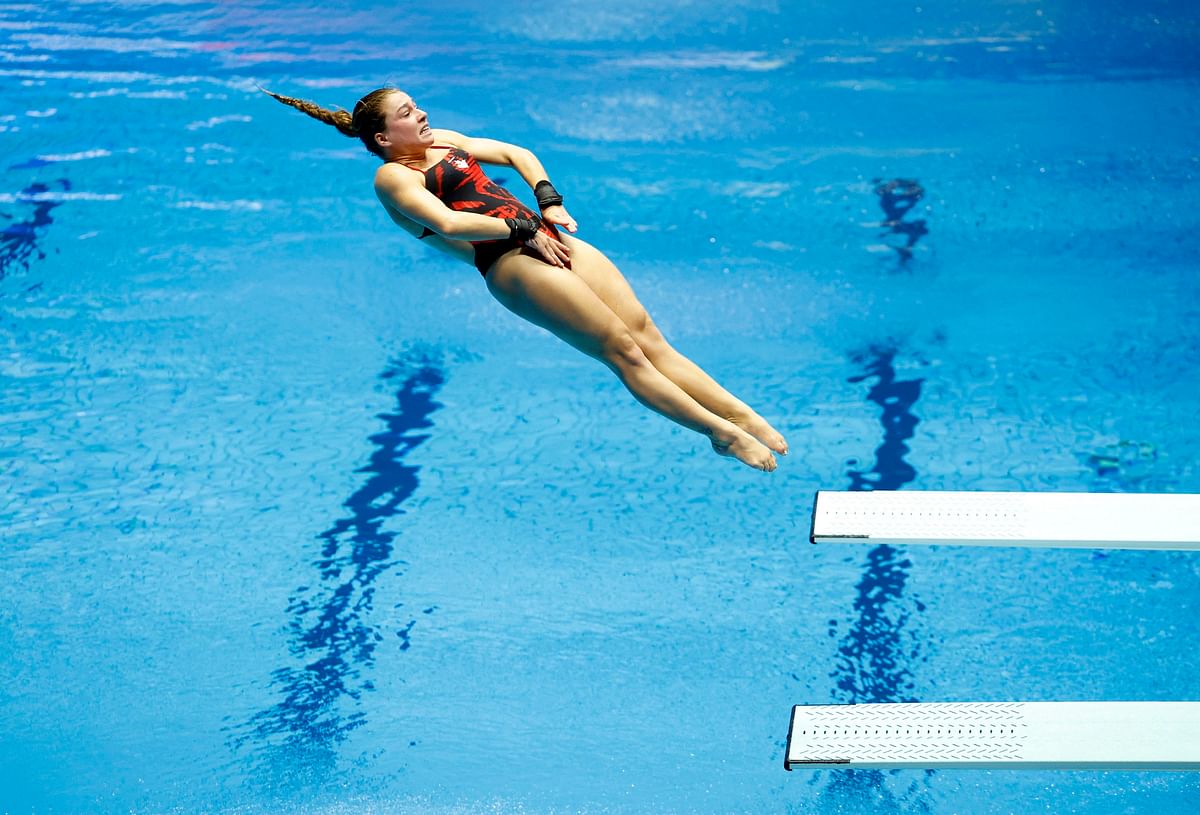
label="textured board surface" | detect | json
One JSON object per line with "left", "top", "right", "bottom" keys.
{"left": 785, "top": 702, "right": 1200, "bottom": 770}
{"left": 810, "top": 491, "right": 1200, "bottom": 550}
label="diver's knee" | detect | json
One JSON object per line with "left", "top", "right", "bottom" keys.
{"left": 602, "top": 331, "right": 650, "bottom": 369}
{"left": 633, "top": 316, "right": 671, "bottom": 359}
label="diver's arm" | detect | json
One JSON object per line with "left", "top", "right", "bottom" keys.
{"left": 374, "top": 163, "right": 514, "bottom": 241}
{"left": 377, "top": 202, "right": 475, "bottom": 263}
{"left": 373, "top": 163, "right": 570, "bottom": 266}
{"left": 430, "top": 129, "right": 578, "bottom": 233}
{"left": 431, "top": 129, "right": 552, "bottom": 192}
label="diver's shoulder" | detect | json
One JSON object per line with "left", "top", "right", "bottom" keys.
{"left": 430, "top": 128, "right": 466, "bottom": 147}
{"left": 374, "top": 160, "right": 416, "bottom": 190}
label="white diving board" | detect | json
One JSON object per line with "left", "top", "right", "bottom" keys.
{"left": 809, "top": 490, "right": 1200, "bottom": 551}
{"left": 785, "top": 702, "right": 1200, "bottom": 770}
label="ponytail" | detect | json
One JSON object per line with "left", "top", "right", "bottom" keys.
{"left": 260, "top": 85, "right": 396, "bottom": 158}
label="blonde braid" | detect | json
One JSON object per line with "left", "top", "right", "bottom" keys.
{"left": 260, "top": 85, "right": 398, "bottom": 158}
{"left": 259, "top": 86, "right": 357, "bottom": 137}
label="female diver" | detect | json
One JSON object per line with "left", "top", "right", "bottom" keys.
{"left": 264, "top": 87, "right": 787, "bottom": 472}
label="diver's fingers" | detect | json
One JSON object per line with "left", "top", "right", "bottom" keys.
{"left": 554, "top": 207, "right": 579, "bottom": 233}
{"left": 531, "top": 235, "right": 567, "bottom": 267}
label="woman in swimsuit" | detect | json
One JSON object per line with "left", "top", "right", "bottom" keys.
{"left": 264, "top": 87, "right": 787, "bottom": 472}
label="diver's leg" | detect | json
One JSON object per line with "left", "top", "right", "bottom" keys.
{"left": 486, "top": 251, "right": 776, "bottom": 472}
{"left": 557, "top": 233, "right": 788, "bottom": 455}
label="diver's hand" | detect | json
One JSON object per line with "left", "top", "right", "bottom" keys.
{"left": 540, "top": 204, "right": 577, "bottom": 234}
{"left": 525, "top": 230, "right": 572, "bottom": 267}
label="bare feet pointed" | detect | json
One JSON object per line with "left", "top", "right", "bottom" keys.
{"left": 728, "top": 412, "right": 788, "bottom": 456}
{"left": 711, "top": 428, "right": 778, "bottom": 472}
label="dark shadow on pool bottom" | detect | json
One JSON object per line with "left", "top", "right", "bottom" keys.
{"left": 809, "top": 346, "right": 933, "bottom": 814}
{"left": 1, "top": 179, "right": 69, "bottom": 286}
{"left": 229, "top": 353, "right": 445, "bottom": 783}
{"left": 873, "top": 178, "right": 929, "bottom": 268}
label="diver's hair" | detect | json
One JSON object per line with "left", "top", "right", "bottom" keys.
{"left": 259, "top": 86, "right": 396, "bottom": 159}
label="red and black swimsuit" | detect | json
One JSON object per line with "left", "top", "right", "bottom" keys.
{"left": 399, "top": 145, "right": 560, "bottom": 277}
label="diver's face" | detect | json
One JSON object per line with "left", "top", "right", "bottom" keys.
{"left": 375, "top": 91, "right": 434, "bottom": 154}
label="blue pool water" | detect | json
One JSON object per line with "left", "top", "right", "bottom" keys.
{"left": 2, "top": 1, "right": 1199, "bottom": 812}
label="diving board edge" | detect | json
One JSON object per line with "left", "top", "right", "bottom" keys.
{"left": 785, "top": 702, "right": 1200, "bottom": 771}
{"left": 809, "top": 490, "right": 1200, "bottom": 551}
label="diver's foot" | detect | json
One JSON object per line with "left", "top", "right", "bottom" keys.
{"left": 710, "top": 427, "right": 778, "bottom": 472}
{"left": 728, "top": 411, "right": 788, "bottom": 456}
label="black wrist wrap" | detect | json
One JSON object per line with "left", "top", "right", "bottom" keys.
{"left": 505, "top": 215, "right": 542, "bottom": 242}
{"left": 534, "top": 180, "right": 564, "bottom": 210}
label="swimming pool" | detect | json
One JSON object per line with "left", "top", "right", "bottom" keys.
{"left": 2, "top": 1, "right": 1198, "bottom": 812}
